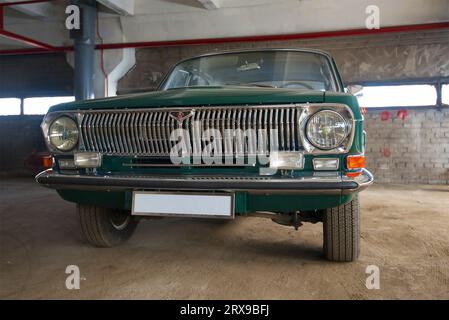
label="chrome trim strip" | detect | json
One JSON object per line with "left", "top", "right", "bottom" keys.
{"left": 122, "top": 163, "right": 257, "bottom": 167}
{"left": 130, "top": 112, "right": 139, "bottom": 154}
{"left": 116, "top": 113, "right": 125, "bottom": 154}
{"left": 144, "top": 112, "right": 151, "bottom": 153}
{"left": 119, "top": 113, "right": 127, "bottom": 154}
{"left": 105, "top": 113, "right": 113, "bottom": 153}
{"left": 148, "top": 111, "right": 156, "bottom": 154}
{"left": 154, "top": 111, "right": 162, "bottom": 154}
{"left": 262, "top": 108, "right": 268, "bottom": 154}
{"left": 164, "top": 111, "right": 171, "bottom": 154}
{"left": 100, "top": 113, "right": 106, "bottom": 153}
{"left": 280, "top": 108, "right": 285, "bottom": 150}
{"left": 35, "top": 169, "right": 373, "bottom": 195}
{"left": 286, "top": 108, "right": 290, "bottom": 150}
{"left": 92, "top": 113, "right": 101, "bottom": 152}
{"left": 128, "top": 112, "right": 137, "bottom": 154}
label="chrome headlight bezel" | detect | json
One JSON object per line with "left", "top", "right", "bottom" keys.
{"left": 42, "top": 114, "right": 80, "bottom": 153}
{"left": 48, "top": 116, "right": 79, "bottom": 151}
{"left": 299, "top": 104, "right": 355, "bottom": 154}
{"left": 305, "top": 110, "right": 350, "bottom": 150}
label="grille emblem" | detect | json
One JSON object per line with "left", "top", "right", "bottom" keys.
{"left": 169, "top": 110, "right": 195, "bottom": 126}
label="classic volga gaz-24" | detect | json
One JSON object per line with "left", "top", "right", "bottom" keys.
{"left": 36, "top": 49, "right": 373, "bottom": 262}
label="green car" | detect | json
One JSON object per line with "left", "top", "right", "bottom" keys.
{"left": 36, "top": 49, "right": 373, "bottom": 262}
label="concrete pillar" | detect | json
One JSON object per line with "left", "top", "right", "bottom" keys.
{"left": 72, "top": 0, "right": 96, "bottom": 101}
{"left": 67, "top": 6, "right": 135, "bottom": 99}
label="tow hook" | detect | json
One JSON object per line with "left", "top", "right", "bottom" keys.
{"left": 247, "top": 211, "right": 323, "bottom": 230}
{"left": 292, "top": 212, "right": 302, "bottom": 230}
{"left": 270, "top": 211, "right": 322, "bottom": 230}
{"left": 271, "top": 211, "right": 303, "bottom": 230}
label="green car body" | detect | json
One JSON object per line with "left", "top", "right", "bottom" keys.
{"left": 39, "top": 86, "right": 368, "bottom": 211}
{"left": 36, "top": 49, "right": 373, "bottom": 260}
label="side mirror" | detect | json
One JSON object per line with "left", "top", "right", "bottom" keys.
{"left": 347, "top": 85, "right": 363, "bottom": 97}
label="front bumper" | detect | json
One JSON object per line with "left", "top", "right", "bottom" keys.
{"left": 35, "top": 169, "right": 373, "bottom": 195}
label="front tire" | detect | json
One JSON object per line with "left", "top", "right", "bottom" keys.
{"left": 322, "top": 195, "right": 360, "bottom": 262}
{"left": 77, "top": 204, "right": 138, "bottom": 247}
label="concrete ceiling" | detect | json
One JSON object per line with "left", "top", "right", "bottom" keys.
{"left": 1, "top": 0, "right": 448, "bottom": 50}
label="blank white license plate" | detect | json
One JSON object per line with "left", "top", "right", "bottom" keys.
{"left": 132, "top": 192, "right": 234, "bottom": 219}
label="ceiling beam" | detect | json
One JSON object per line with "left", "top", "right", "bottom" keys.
{"left": 97, "top": 0, "right": 134, "bottom": 16}
{"left": 197, "top": 0, "right": 220, "bottom": 10}
{"left": 0, "top": 0, "right": 53, "bottom": 17}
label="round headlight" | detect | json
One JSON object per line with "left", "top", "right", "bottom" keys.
{"left": 48, "top": 116, "right": 79, "bottom": 151}
{"left": 306, "top": 110, "right": 349, "bottom": 150}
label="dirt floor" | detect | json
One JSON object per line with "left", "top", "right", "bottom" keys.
{"left": 0, "top": 178, "right": 448, "bottom": 299}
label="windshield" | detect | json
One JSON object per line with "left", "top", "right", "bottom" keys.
{"left": 161, "top": 51, "right": 339, "bottom": 91}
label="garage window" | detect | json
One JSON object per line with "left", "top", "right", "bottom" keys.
{"left": 357, "top": 84, "right": 438, "bottom": 108}
{"left": 23, "top": 96, "right": 75, "bottom": 115}
{"left": 443, "top": 84, "right": 449, "bottom": 105}
{"left": 0, "top": 98, "right": 21, "bottom": 116}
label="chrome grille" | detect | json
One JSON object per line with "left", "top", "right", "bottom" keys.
{"left": 79, "top": 105, "right": 304, "bottom": 156}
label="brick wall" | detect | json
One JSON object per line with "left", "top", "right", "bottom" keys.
{"left": 365, "top": 108, "right": 449, "bottom": 184}
{"left": 118, "top": 29, "right": 449, "bottom": 92}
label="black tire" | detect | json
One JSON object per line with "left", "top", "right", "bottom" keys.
{"left": 322, "top": 195, "right": 360, "bottom": 262}
{"left": 77, "top": 204, "right": 138, "bottom": 247}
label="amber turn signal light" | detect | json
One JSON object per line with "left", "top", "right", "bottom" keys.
{"left": 346, "top": 171, "right": 363, "bottom": 178}
{"left": 347, "top": 155, "right": 366, "bottom": 169}
{"left": 42, "top": 155, "right": 54, "bottom": 169}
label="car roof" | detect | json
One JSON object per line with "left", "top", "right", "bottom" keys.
{"left": 182, "top": 48, "right": 333, "bottom": 61}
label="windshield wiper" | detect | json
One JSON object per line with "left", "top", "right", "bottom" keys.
{"left": 243, "top": 83, "right": 277, "bottom": 88}
{"left": 223, "top": 82, "right": 277, "bottom": 88}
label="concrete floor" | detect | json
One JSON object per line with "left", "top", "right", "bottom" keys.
{"left": 0, "top": 178, "right": 448, "bottom": 299}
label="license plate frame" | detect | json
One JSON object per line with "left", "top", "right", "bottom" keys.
{"left": 131, "top": 191, "right": 235, "bottom": 219}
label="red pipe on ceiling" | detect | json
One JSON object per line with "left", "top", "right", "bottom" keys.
{"left": 1, "top": 21, "right": 449, "bottom": 56}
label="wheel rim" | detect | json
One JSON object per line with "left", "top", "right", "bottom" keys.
{"left": 109, "top": 211, "right": 131, "bottom": 230}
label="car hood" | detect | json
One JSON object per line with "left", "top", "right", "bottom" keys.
{"left": 49, "top": 86, "right": 327, "bottom": 112}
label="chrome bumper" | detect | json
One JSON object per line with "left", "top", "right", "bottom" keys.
{"left": 35, "top": 169, "right": 373, "bottom": 195}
